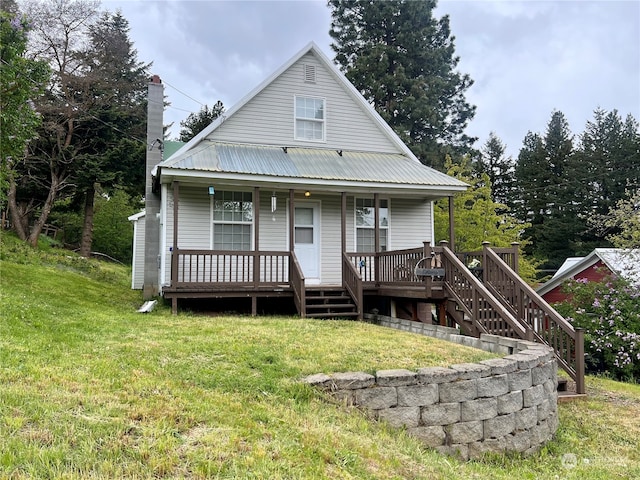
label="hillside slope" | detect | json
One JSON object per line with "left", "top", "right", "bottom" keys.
{"left": 1, "top": 232, "right": 639, "bottom": 479}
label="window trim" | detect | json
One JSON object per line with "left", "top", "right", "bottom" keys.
{"left": 209, "top": 190, "right": 254, "bottom": 251}
{"left": 354, "top": 197, "right": 390, "bottom": 253}
{"left": 294, "top": 95, "right": 326, "bottom": 143}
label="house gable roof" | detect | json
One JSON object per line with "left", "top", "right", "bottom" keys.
{"left": 167, "top": 42, "right": 417, "bottom": 162}
{"left": 537, "top": 248, "right": 640, "bottom": 295}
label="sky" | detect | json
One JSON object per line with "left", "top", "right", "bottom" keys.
{"left": 104, "top": 0, "right": 640, "bottom": 158}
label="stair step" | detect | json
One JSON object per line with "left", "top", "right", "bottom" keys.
{"left": 306, "top": 311, "right": 360, "bottom": 318}
{"left": 557, "top": 391, "right": 587, "bottom": 403}
{"left": 307, "top": 295, "right": 351, "bottom": 302}
{"left": 306, "top": 303, "right": 356, "bottom": 310}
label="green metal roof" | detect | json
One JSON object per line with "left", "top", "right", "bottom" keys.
{"left": 162, "top": 141, "right": 185, "bottom": 160}
{"left": 157, "top": 142, "right": 467, "bottom": 188}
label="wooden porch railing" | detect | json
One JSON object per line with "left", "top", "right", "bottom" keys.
{"left": 289, "top": 252, "right": 306, "bottom": 318}
{"left": 171, "top": 249, "right": 290, "bottom": 286}
{"left": 347, "top": 247, "right": 427, "bottom": 285}
{"left": 481, "top": 246, "right": 585, "bottom": 394}
{"left": 342, "top": 252, "right": 363, "bottom": 320}
{"left": 440, "top": 246, "right": 528, "bottom": 339}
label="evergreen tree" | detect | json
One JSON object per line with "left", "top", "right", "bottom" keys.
{"left": 74, "top": 10, "right": 149, "bottom": 256}
{"left": 475, "top": 132, "right": 515, "bottom": 208}
{"left": 578, "top": 108, "right": 640, "bottom": 217}
{"left": 514, "top": 111, "right": 581, "bottom": 269}
{"left": 179, "top": 101, "right": 224, "bottom": 142}
{"left": 328, "top": 0, "right": 476, "bottom": 170}
{"left": 1, "top": 2, "right": 49, "bottom": 230}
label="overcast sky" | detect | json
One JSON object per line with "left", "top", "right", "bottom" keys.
{"left": 104, "top": 0, "right": 640, "bottom": 158}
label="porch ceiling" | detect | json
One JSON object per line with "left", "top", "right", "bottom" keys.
{"left": 155, "top": 141, "right": 468, "bottom": 196}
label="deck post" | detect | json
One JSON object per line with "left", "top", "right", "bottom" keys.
{"left": 575, "top": 327, "right": 586, "bottom": 394}
{"left": 448, "top": 195, "right": 455, "bottom": 252}
{"left": 511, "top": 242, "right": 520, "bottom": 274}
{"left": 253, "top": 187, "right": 260, "bottom": 290}
{"left": 341, "top": 192, "right": 346, "bottom": 254}
{"left": 423, "top": 241, "right": 433, "bottom": 296}
{"left": 289, "top": 189, "right": 295, "bottom": 253}
{"left": 481, "top": 241, "right": 490, "bottom": 282}
{"left": 171, "top": 181, "right": 179, "bottom": 297}
{"left": 374, "top": 193, "right": 380, "bottom": 287}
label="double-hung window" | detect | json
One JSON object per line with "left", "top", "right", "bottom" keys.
{"left": 295, "top": 96, "right": 325, "bottom": 141}
{"left": 212, "top": 191, "right": 253, "bottom": 251}
{"left": 355, "top": 198, "right": 388, "bottom": 252}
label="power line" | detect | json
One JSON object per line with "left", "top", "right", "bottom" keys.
{"left": 163, "top": 79, "right": 206, "bottom": 107}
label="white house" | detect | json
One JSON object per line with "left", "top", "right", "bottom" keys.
{"left": 130, "top": 42, "right": 585, "bottom": 393}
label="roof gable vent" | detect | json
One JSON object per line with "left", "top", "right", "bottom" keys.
{"left": 303, "top": 64, "right": 316, "bottom": 84}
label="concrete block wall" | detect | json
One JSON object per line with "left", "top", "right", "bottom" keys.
{"left": 303, "top": 315, "right": 559, "bottom": 460}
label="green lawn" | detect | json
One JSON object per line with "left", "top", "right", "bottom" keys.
{"left": 1, "top": 232, "right": 639, "bottom": 479}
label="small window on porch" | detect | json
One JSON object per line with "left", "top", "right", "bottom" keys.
{"left": 212, "top": 191, "right": 252, "bottom": 250}
{"left": 355, "top": 198, "right": 388, "bottom": 252}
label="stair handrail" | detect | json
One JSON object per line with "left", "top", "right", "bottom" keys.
{"left": 482, "top": 247, "right": 585, "bottom": 394}
{"left": 440, "top": 246, "right": 528, "bottom": 339}
{"left": 342, "top": 252, "right": 363, "bottom": 320}
{"left": 289, "top": 252, "right": 306, "bottom": 318}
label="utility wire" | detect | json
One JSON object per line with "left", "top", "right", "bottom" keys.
{"left": 163, "top": 79, "right": 206, "bottom": 107}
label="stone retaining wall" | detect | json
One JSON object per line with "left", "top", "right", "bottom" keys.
{"left": 303, "top": 316, "right": 559, "bottom": 460}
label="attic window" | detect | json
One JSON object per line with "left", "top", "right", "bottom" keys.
{"left": 295, "top": 96, "right": 325, "bottom": 142}
{"left": 303, "top": 64, "right": 316, "bottom": 83}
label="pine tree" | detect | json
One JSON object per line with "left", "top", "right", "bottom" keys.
{"left": 179, "top": 101, "right": 224, "bottom": 142}
{"left": 74, "top": 10, "right": 149, "bottom": 256}
{"left": 475, "top": 132, "right": 515, "bottom": 208}
{"left": 328, "top": 0, "right": 476, "bottom": 170}
{"left": 514, "top": 111, "right": 582, "bottom": 269}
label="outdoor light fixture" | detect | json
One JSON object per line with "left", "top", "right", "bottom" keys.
{"left": 304, "top": 191, "right": 311, "bottom": 197}
{"left": 271, "top": 192, "right": 277, "bottom": 213}
{"left": 208, "top": 186, "right": 215, "bottom": 195}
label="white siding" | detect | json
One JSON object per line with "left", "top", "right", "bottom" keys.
{"left": 318, "top": 194, "right": 342, "bottom": 284}
{"left": 130, "top": 216, "right": 145, "bottom": 289}
{"left": 209, "top": 51, "right": 400, "bottom": 154}
{"left": 259, "top": 190, "right": 288, "bottom": 251}
{"left": 162, "top": 186, "right": 212, "bottom": 285}
{"left": 388, "top": 197, "right": 432, "bottom": 250}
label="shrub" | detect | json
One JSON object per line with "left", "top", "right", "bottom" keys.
{"left": 556, "top": 273, "right": 640, "bottom": 382}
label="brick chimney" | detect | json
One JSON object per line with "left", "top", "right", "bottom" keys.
{"left": 143, "top": 75, "right": 164, "bottom": 299}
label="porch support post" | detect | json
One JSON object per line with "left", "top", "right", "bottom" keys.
{"left": 448, "top": 195, "right": 455, "bottom": 252}
{"left": 170, "top": 181, "right": 179, "bottom": 315}
{"left": 289, "top": 189, "right": 295, "bottom": 253}
{"left": 341, "top": 192, "right": 347, "bottom": 254}
{"left": 252, "top": 186, "right": 260, "bottom": 316}
{"left": 171, "top": 181, "right": 179, "bottom": 289}
{"left": 374, "top": 193, "right": 380, "bottom": 286}
{"left": 172, "top": 181, "right": 179, "bottom": 255}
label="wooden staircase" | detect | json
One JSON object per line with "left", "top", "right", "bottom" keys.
{"left": 304, "top": 287, "right": 359, "bottom": 319}
{"left": 440, "top": 244, "right": 586, "bottom": 396}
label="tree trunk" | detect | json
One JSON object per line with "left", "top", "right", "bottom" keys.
{"left": 27, "top": 174, "right": 61, "bottom": 247}
{"left": 7, "top": 174, "right": 28, "bottom": 241}
{"left": 79, "top": 184, "right": 97, "bottom": 257}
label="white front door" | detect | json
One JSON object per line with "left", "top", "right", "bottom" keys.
{"left": 294, "top": 203, "right": 320, "bottom": 283}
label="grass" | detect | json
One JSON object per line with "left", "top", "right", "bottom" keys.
{"left": 1, "top": 231, "right": 639, "bottom": 479}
